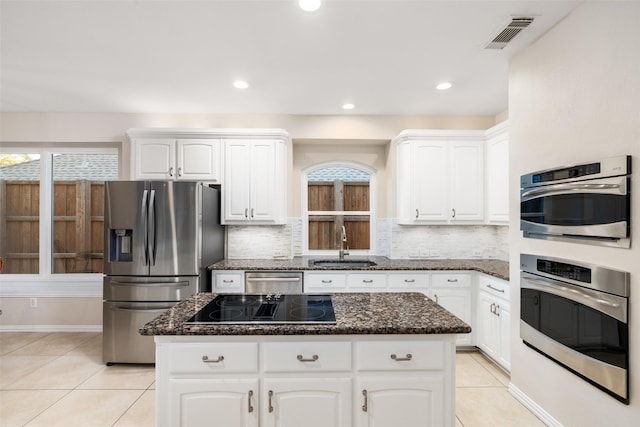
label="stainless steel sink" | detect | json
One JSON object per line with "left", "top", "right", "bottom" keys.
{"left": 309, "top": 259, "right": 377, "bottom": 268}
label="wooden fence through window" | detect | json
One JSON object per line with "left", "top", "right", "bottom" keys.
{"left": 0, "top": 180, "right": 105, "bottom": 274}
{"left": 308, "top": 180, "right": 370, "bottom": 250}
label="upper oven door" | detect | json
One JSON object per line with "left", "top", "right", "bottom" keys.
{"left": 520, "top": 175, "right": 629, "bottom": 239}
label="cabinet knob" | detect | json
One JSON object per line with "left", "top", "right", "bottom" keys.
{"left": 244, "top": 208, "right": 248, "bottom": 218}
{"left": 248, "top": 390, "right": 254, "bottom": 413}
{"left": 452, "top": 208, "right": 456, "bottom": 218}
{"left": 362, "top": 389, "right": 368, "bottom": 412}
{"left": 169, "top": 167, "right": 174, "bottom": 177}
{"left": 486, "top": 284, "right": 505, "bottom": 293}
{"left": 321, "top": 280, "right": 333, "bottom": 284}
{"left": 268, "top": 390, "right": 274, "bottom": 413}
{"left": 178, "top": 167, "right": 182, "bottom": 177}
{"left": 297, "top": 354, "right": 319, "bottom": 362}
{"left": 415, "top": 209, "right": 419, "bottom": 219}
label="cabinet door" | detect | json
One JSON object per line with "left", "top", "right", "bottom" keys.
{"left": 498, "top": 303, "right": 511, "bottom": 371}
{"left": 450, "top": 141, "right": 484, "bottom": 221}
{"left": 133, "top": 138, "right": 175, "bottom": 179}
{"left": 177, "top": 139, "right": 221, "bottom": 181}
{"left": 431, "top": 288, "right": 473, "bottom": 346}
{"left": 224, "top": 140, "right": 252, "bottom": 222}
{"left": 249, "top": 140, "right": 277, "bottom": 222}
{"left": 413, "top": 141, "right": 448, "bottom": 221}
{"left": 477, "top": 292, "right": 500, "bottom": 360}
{"left": 356, "top": 376, "right": 447, "bottom": 427}
{"left": 486, "top": 132, "right": 509, "bottom": 223}
{"left": 168, "top": 379, "right": 259, "bottom": 427}
{"left": 263, "top": 378, "right": 352, "bottom": 427}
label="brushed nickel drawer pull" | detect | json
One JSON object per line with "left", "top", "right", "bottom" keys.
{"left": 248, "top": 390, "right": 254, "bottom": 413}
{"left": 447, "top": 278, "right": 458, "bottom": 283}
{"left": 415, "top": 209, "right": 419, "bottom": 219}
{"left": 486, "top": 284, "right": 505, "bottom": 293}
{"left": 297, "top": 354, "right": 319, "bottom": 362}
{"left": 222, "top": 279, "right": 234, "bottom": 283}
{"left": 404, "top": 279, "right": 415, "bottom": 283}
{"left": 321, "top": 280, "right": 333, "bottom": 284}
{"left": 202, "top": 355, "right": 224, "bottom": 363}
{"left": 362, "top": 279, "right": 373, "bottom": 283}
{"left": 268, "top": 390, "right": 274, "bottom": 413}
{"left": 390, "top": 353, "right": 413, "bottom": 361}
{"left": 362, "top": 389, "right": 368, "bottom": 412}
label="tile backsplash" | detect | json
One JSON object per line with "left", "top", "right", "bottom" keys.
{"left": 226, "top": 218, "right": 509, "bottom": 261}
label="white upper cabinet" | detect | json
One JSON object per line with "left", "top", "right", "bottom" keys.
{"left": 223, "top": 134, "right": 288, "bottom": 225}
{"left": 485, "top": 122, "right": 509, "bottom": 223}
{"left": 395, "top": 130, "right": 485, "bottom": 224}
{"left": 129, "top": 130, "right": 222, "bottom": 182}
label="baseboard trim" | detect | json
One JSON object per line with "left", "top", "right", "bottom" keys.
{"left": 509, "top": 383, "right": 563, "bottom": 427}
{"left": 0, "top": 325, "right": 102, "bottom": 333}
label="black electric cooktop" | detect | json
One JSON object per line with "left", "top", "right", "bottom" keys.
{"left": 185, "top": 294, "right": 336, "bottom": 325}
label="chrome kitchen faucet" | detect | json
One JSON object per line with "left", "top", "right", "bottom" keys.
{"left": 339, "top": 225, "right": 350, "bottom": 260}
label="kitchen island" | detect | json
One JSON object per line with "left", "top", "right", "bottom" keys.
{"left": 141, "top": 292, "right": 470, "bottom": 427}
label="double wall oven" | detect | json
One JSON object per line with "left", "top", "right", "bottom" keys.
{"left": 520, "top": 254, "right": 630, "bottom": 403}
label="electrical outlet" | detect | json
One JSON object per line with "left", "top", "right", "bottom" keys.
{"left": 30, "top": 297, "right": 38, "bottom": 308}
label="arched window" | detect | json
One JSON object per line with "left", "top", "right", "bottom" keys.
{"left": 302, "top": 162, "right": 376, "bottom": 255}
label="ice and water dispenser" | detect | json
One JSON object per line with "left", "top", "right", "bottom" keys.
{"left": 109, "top": 229, "right": 133, "bottom": 262}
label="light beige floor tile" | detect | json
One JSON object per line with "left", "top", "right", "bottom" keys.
{"left": 456, "top": 416, "right": 464, "bottom": 427}
{"left": 79, "top": 364, "right": 155, "bottom": 390}
{"left": 25, "top": 389, "right": 144, "bottom": 427}
{"left": 8, "top": 355, "right": 104, "bottom": 390}
{"left": 0, "top": 390, "right": 69, "bottom": 426}
{"left": 0, "top": 332, "right": 50, "bottom": 355}
{"left": 469, "top": 351, "right": 510, "bottom": 387}
{"left": 0, "top": 355, "right": 59, "bottom": 389}
{"left": 456, "top": 388, "right": 546, "bottom": 427}
{"left": 113, "top": 389, "right": 155, "bottom": 427}
{"left": 66, "top": 333, "right": 103, "bottom": 356}
{"left": 9, "top": 332, "right": 99, "bottom": 356}
{"left": 456, "top": 353, "right": 503, "bottom": 388}
{"left": 148, "top": 381, "right": 156, "bottom": 390}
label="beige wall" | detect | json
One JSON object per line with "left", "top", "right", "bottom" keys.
{"left": 0, "top": 297, "right": 102, "bottom": 331}
{"left": 509, "top": 2, "right": 640, "bottom": 425}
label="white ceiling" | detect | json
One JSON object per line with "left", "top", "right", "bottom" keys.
{"left": 0, "top": 0, "right": 582, "bottom": 115}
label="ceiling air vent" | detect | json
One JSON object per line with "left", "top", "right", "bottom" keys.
{"left": 484, "top": 17, "right": 535, "bottom": 49}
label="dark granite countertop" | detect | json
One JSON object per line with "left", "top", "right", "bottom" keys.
{"left": 208, "top": 256, "right": 509, "bottom": 281}
{"left": 140, "top": 292, "right": 472, "bottom": 336}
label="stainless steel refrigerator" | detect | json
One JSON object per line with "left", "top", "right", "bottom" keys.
{"left": 103, "top": 181, "right": 224, "bottom": 364}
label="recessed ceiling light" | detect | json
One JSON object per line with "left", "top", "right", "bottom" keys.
{"left": 233, "top": 80, "right": 249, "bottom": 89}
{"left": 436, "top": 82, "right": 453, "bottom": 91}
{"left": 299, "top": 0, "right": 322, "bottom": 12}
{"left": 342, "top": 103, "right": 355, "bottom": 110}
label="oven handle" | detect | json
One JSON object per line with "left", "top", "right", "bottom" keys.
{"left": 521, "top": 273, "right": 627, "bottom": 323}
{"left": 521, "top": 182, "right": 625, "bottom": 201}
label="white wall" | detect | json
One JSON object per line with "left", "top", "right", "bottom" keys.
{"left": 509, "top": 2, "right": 640, "bottom": 425}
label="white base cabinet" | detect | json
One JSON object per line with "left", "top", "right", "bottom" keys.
{"left": 155, "top": 335, "right": 457, "bottom": 427}
{"left": 476, "top": 274, "right": 511, "bottom": 371}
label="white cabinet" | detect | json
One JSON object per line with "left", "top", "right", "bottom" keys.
{"left": 356, "top": 376, "right": 447, "bottom": 427}
{"left": 157, "top": 335, "right": 456, "bottom": 427}
{"left": 430, "top": 273, "right": 473, "bottom": 346}
{"left": 131, "top": 137, "right": 221, "bottom": 181}
{"left": 476, "top": 274, "right": 511, "bottom": 371}
{"left": 485, "top": 122, "right": 509, "bottom": 223}
{"left": 212, "top": 271, "right": 245, "bottom": 293}
{"left": 223, "top": 138, "right": 287, "bottom": 225}
{"left": 304, "top": 272, "right": 348, "bottom": 292}
{"left": 263, "top": 378, "right": 352, "bottom": 427}
{"left": 395, "top": 131, "right": 485, "bottom": 224}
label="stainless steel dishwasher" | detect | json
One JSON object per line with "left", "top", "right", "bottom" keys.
{"left": 245, "top": 271, "right": 303, "bottom": 294}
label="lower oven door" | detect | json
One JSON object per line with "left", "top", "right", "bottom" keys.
{"left": 102, "top": 301, "right": 176, "bottom": 364}
{"left": 520, "top": 272, "right": 629, "bottom": 402}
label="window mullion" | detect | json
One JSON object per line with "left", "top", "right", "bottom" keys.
{"left": 40, "top": 151, "right": 53, "bottom": 278}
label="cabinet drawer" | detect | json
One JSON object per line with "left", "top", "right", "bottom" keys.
{"left": 387, "top": 272, "right": 429, "bottom": 289}
{"left": 431, "top": 273, "right": 471, "bottom": 288}
{"left": 213, "top": 272, "right": 244, "bottom": 293}
{"left": 263, "top": 342, "right": 352, "bottom": 372}
{"left": 304, "top": 273, "right": 347, "bottom": 291}
{"left": 356, "top": 341, "right": 445, "bottom": 371}
{"left": 347, "top": 273, "right": 387, "bottom": 290}
{"left": 168, "top": 343, "right": 258, "bottom": 374}
{"left": 478, "top": 274, "right": 510, "bottom": 301}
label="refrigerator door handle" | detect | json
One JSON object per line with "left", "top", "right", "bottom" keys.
{"left": 109, "top": 306, "right": 173, "bottom": 313}
{"left": 109, "top": 280, "right": 191, "bottom": 288}
{"left": 141, "top": 189, "right": 149, "bottom": 266}
{"left": 149, "top": 189, "right": 156, "bottom": 266}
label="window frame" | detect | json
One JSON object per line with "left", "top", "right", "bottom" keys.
{"left": 0, "top": 146, "right": 120, "bottom": 297}
{"left": 301, "top": 161, "right": 376, "bottom": 256}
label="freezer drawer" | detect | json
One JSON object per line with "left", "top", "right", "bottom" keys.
{"left": 103, "top": 301, "right": 175, "bottom": 364}
{"left": 103, "top": 276, "right": 198, "bottom": 301}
